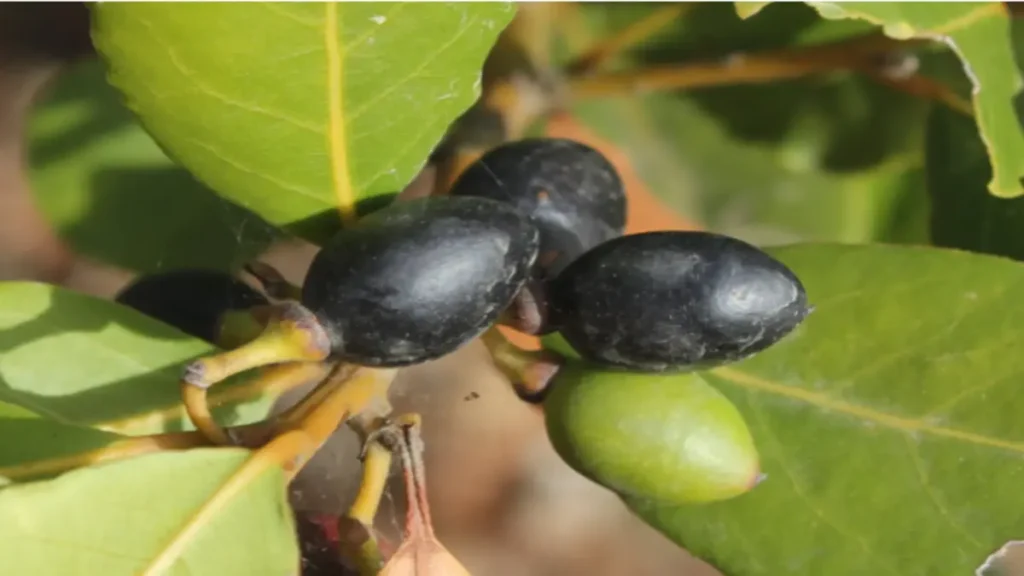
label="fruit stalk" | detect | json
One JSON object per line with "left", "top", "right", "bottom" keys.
{"left": 180, "top": 302, "right": 333, "bottom": 445}
{"left": 337, "top": 437, "right": 392, "bottom": 575}
{"left": 479, "top": 328, "right": 564, "bottom": 403}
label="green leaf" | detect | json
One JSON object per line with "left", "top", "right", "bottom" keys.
{"left": 734, "top": 2, "right": 771, "bottom": 20}
{"left": 805, "top": 2, "right": 1024, "bottom": 198}
{"left": 91, "top": 2, "right": 516, "bottom": 244}
{"left": 28, "top": 59, "right": 278, "bottom": 274}
{"left": 628, "top": 243, "right": 1024, "bottom": 576}
{"left": 570, "top": 92, "right": 928, "bottom": 246}
{"left": 927, "top": 102, "right": 1024, "bottom": 261}
{"left": 561, "top": 3, "right": 931, "bottom": 245}
{"left": 0, "top": 399, "right": 128, "bottom": 486}
{"left": 0, "top": 448, "right": 297, "bottom": 576}
{"left": 0, "top": 282, "right": 285, "bottom": 435}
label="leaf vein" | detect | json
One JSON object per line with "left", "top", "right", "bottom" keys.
{"left": 828, "top": 296, "right": 976, "bottom": 396}
{"left": 176, "top": 134, "right": 325, "bottom": 204}
{"left": 932, "top": 3, "right": 1005, "bottom": 36}
{"left": 139, "top": 17, "right": 323, "bottom": 134}
{"left": 806, "top": 274, "right": 945, "bottom": 315}
{"left": 325, "top": 2, "right": 355, "bottom": 222}
{"left": 358, "top": 115, "right": 446, "bottom": 190}
{"left": 343, "top": 3, "right": 406, "bottom": 56}
{"left": 346, "top": 14, "right": 478, "bottom": 124}
{"left": 748, "top": 394, "right": 902, "bottom": 575}
{"left": 260, "top": 2, "right": 319, "bottom": 28}
{"left": 900, "top": 433, "right": 985, "bottom": 550}
{"left": 712, "top": 367, "right": 1024, "bottom": 454}
{"left": 918, "top": 369, "right": 1019, "bottom": 420}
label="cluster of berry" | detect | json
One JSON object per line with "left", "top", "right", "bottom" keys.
{"left": 115, "top": 137, "right": 811, "bottom": 507}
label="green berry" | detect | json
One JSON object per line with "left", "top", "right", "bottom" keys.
{"left": 542, "top": 361, "right": 761, "bottom": 504}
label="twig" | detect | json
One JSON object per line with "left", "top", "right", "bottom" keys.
{"left": 565, "top": 3, "right": 692, "bottom": 76}
{"left": 864, "top": 68, "right": 973, "bottom": 117}
{"left": 138, "top": 366, "right": 395, "bottom": 575}
{"left": 565, "top": 32, "right": 973, "bottom": 116}
{"left": 1, "top": 365, "right": 392, "bottom": 485}
{"left": 95, "top": 362, "right": 331, "bottom": 436}
{"left": 137, "top": 431, "right": 311, "bottom": 576}
{"left": 337, "top": 431, "right": 394, "bottom": 575}
{"left": 566, "top": 33, "right": 922, "bottom": 98}
{"left": 346, "top": 426, "right": 394, "bottom": 526}
{"left": 502, "top": 2, "right": 558, "bottom": 74}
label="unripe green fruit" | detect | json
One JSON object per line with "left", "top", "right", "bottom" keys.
{"left": 542, "top": 361, "right": 761, "bottom": 504}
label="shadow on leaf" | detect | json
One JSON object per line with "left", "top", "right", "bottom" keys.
{"left": 29, "top": 58, "right": 281, "bottom": 273}
{"left": 0, "top": 284, "right": 270, "bottom": 434}
{"left": 927, "top": 105, "right": 1024, "bottom": 261}
{"left": 77, "top": 166, "right": 278, "bottom": 273}
{"left": 281, "top": 193, "right": 399, "bottom": 248}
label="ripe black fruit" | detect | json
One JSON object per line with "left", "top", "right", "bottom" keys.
{"left": 448, "top": 138, "right": 626, "bottom": 279}
{"left": 301, "top": 196, "right": 540, "bottom": 367}
{"left": 548, "top": 231, "right": 811, "bottom": 371}
{"left": 115, "top": 269, "right": 267, "bottom": 343}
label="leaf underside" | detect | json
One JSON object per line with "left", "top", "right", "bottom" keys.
{"left": 28, "top": 59, "right": 278, "bottom": 274}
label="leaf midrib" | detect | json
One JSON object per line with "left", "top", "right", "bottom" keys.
{"left": 711, "top": 366, "right": 1024, "bottom": 453}
{"left": 325, "top": 2, "right": 355, "bottom": 222}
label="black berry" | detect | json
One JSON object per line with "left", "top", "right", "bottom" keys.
{"left": 448, "top": 138, "right": 626, "bottom": 280}
{"left": 115, "top": 269, "right": 267, "bottom": 343}
{"left": 301, "top": 196, "right": 540, "bottom": 367}
{"left": 548, "top": 231, "right": 811, "bottom": 371}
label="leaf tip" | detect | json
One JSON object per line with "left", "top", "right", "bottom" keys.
{"left": 734, "top": 2, "right": 770, "bottom": 20}
{"left": 987, "top": 177, "right": 1024, "bottom": 199}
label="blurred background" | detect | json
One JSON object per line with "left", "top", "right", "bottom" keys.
{"left": 2, "top": 3, "right": 1022, "bottom": 575}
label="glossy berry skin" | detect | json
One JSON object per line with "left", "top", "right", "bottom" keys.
{"left": 448, "top": 138, "right": 626, "bottom": 279}
{"left": 548, "top": 231, "right": 811, "bottom": 372}
{"left": 301, "top": 196, "right": 540, "bottom": 367}
{"left": 115, "top": 269, "right": 267, "bottom": 343}
{"left": 543, "top": 361, "right": 761, "bottom": 504}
